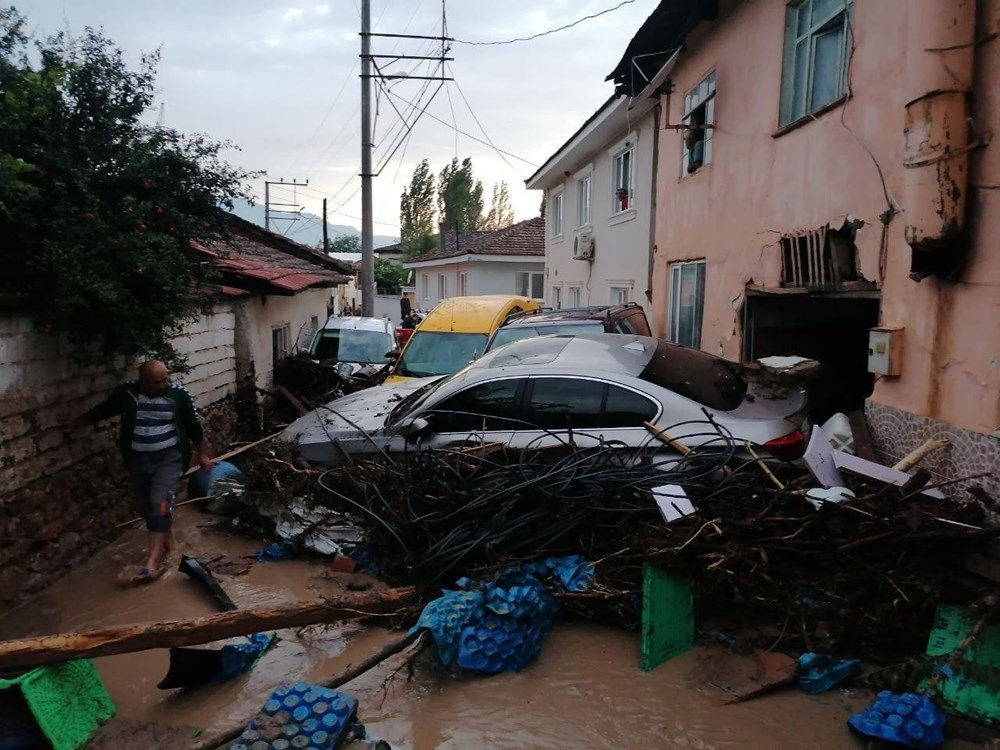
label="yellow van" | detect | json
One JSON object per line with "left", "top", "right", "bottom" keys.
{"left": 384, "top": 294, "right": 541, "bottom": 383}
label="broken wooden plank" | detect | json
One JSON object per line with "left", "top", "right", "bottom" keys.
{"left": 275, "top": 385, "right": 309, "bottom": 417}
{"left": 643, "top": 421, "right": 692, "bottom": 455}
{"left": 0, "top": 587, "right": 414, "bottom": 672}
{"left": 182, "top": 431, "right": 284, "bottom": 478}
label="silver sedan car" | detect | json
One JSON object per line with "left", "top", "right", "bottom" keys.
{"left": 283, "top": 334, "right": 809, "bottom": 467}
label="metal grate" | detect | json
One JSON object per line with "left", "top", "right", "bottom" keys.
{"left": 780, "top": 226, "right": 858, "bottom": 288}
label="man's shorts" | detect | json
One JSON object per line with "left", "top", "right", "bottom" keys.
{"left": 127, "top": 447, "right": 183, "bottom": 532}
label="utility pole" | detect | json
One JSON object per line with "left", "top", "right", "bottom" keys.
{"left": 263, "top": 178, "right": 308, "bottom": 233}
{"left": 322, "top": 198, "right": 329, "bottom": 252}
{"left": 360, "top": 0, "right": 375, "bottom": 317}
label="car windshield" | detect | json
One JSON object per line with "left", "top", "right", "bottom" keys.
{"left": 312, "top": 329, "right": 393, "bottom": 364}
{"left": 639, "top": 340, "right": 748, "bottom": 411}
{"left": 488, "top": 322, "right": 604, "bottom": 351}
{"left": 395, "top": 332, "right": 488, "bottom": 378}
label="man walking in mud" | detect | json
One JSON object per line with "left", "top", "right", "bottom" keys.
{"left": 64, "top": 360, "right": 212, "bottom": 583}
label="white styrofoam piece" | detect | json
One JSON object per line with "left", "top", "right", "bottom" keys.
{"left": 653, "top": 484, "right": 696, "bottom": 523}
{"left": 832, "top": 449, "right": 946, "bottom": 500}
{"left": 803, "top": 427, "right": 846, "bottom": 489}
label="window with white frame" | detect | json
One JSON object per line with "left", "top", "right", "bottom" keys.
{"left": 422, "top": 273, "right": 430, "bottom": 300}
{"left": 550, "top": 191, "right": 564, "bottom": 236}
{"left": 611, "top": 146, "right": 633, "bottom": 214}
{"left": 576, "top": 173, "right": 591, "bottom": 227}
{"left": 683, "top": 72, "right": 716, "bottom": 174}
{"left": 271, "top": 324, "right": 290, "bottom": 370}
{"left": 438, "top": 274, "right": 448, "bottom": 300}
{"left": 516, "top": 272, "right": 544, "bottom": 300}
{"left": 568, "top": 286, "right": 581, "bottom": 307}
{"left": 552, "top": 286, "right": 562, "bottom": 310}
{"left": 609, "top": 286, "right": 631, "bottom": 305}
{"left": 458, "top": 272, "right": 468, "bottom": 296}
{"left": 668, "top": 260, "right": 706, "bottom": 349}
{"left": 780, "top": 0, "right": 852, "bottom": 127}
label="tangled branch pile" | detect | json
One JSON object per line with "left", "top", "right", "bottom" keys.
{"left": 268, "top": 422, "right": 999, "bottom": 661}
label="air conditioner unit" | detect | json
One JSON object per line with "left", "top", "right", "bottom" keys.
{"left": 573, "top": 231, "right": 595, "bottom": 260}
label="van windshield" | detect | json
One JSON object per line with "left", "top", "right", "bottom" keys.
{"left": 312, "top": 330, "right": 393, "bottom": 364}
{"left": 395, "top": 332, "right": 488, "bottom": 377}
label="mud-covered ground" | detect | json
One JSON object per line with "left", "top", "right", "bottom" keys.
{"left": 0, "top": 507, "right": 981, "bottom": 749}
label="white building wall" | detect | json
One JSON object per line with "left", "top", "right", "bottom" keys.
{"left": 543, "top": 108, "right": 657, "bottom": 313}
{"left": 410, "top": 258, "right": 545, "bottom": 310}
{"left": 233, "top": 288, "right": 329, "bottom": 390}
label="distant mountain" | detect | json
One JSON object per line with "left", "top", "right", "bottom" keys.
{"left": 227, "top": 200, "right": 398, "bottom": 250}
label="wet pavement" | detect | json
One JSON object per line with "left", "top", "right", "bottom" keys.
{"left": 0, "top": 507, "right": 981, "bottom": 749}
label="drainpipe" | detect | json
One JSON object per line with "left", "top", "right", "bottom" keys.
{"left": 646, "top": 101, "right": 661, "bottom": 317}
{"left": 902, "top": 0, "right": 976, "bottom": 280}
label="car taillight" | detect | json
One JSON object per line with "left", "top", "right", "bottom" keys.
{"left": 764, "top": 430, "right": 806, "bottom": 461}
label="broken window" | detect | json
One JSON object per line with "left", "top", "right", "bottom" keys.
{"left": 682, "top": 72, "right": 715, "bottom": 174}
{"left": 780, "top": 0, "right": 852, "bottom": 126}
{"left": 780, "top": 226, "right": 859, "bottom": 288}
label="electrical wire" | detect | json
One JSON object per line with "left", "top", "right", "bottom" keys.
{"left": 381, "top": 86, "right": 538, "bottom": 167}
{"left": 454, "top": 0, "right": 641, "bottom": 45}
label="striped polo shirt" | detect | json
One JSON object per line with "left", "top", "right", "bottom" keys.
{"left": 131, "top": 394, "right": 180, "bottom": 452}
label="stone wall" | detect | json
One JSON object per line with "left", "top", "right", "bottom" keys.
{"left": 866, "top": 401, "right": 1000, "bottom": 500}
{"left": 0, "top": 304, "right": 242, "bottom": 602}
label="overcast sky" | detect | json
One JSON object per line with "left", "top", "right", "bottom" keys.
{"left": 18, "top": 0, "right": 659, "bottom": 239}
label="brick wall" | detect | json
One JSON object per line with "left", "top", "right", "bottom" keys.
{"left": 0, "top": 304, "right": 242, "bottom": 602}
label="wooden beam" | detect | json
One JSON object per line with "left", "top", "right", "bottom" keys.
{"left": 0, "top": 587, "right": 414, "bottom": 672}
{"left": 182, "top": 431, "right": 284, "bottom": 477}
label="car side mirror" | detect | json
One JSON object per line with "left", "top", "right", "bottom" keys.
{"left": 385, "top": 349, "right": 401, "bottom": 359}
{"left": 398, "top": 416, "right": 431, "bottom": 439}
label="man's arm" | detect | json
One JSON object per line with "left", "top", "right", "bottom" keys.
{"left": 62, "top": 385, "right": 125, "bottom": 429}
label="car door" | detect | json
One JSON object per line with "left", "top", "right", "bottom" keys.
{"left": 417, "top": 377, "right": 528, "bottom": 452}
{"left": 509, "top": 376, "right": 661, "bottom": 453}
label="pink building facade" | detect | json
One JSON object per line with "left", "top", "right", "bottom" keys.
{"left": 611, "top": 0, "right": 999, "bottom": 491}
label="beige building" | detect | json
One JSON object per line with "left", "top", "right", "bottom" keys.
{"left": 609, "top": 0, "right": 999, "bottom": 490}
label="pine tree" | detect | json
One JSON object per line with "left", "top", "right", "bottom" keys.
{"left": 399, "top": 159, "right": 436, "bottom": 257}
{"left": 437, "top": 157, "right": 484, "bottom": 232}
{"left": 483, "top": 180, "right": 515, "bottom": 230}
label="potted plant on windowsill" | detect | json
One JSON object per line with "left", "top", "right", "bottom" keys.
{"left": 616, "top": 188, "right": 630, "bottom": 212}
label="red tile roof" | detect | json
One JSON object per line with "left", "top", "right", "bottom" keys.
{"left": 193, "top": 215, "right": 351, "bottom": 294}
{"left": 405, "top": 218, "right": 545, "bottom": 263}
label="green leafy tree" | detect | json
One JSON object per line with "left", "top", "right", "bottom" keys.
{"left": 437, "top": 157, "right": 483, "bottom": 233}
{"left": 0, "top": 8, "right": 257, "bottom": 365}
{"left": 483, "top": 180, "right": 515, "bottom": 230}
{"left": 374, "top": 258, "right": 409, "bottom": 295}
{"left": 325, "top": 234, "right": 360, "bottom": 253}
{"left": 399, "top": 158, "right": 436, "bottom": 257}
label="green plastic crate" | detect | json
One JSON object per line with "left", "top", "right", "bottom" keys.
{"left": 0, "top": 659, "right": 116, "bottom": 750}
{"left": 640, "top": 564, "right": 693, "bottom": 672}
{"left": 923, "top": 605, "right": 1000, "bottom": 726}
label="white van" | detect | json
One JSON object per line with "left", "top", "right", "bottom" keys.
{"left": 308, "top": 316, "right": 396, "bottom": 376}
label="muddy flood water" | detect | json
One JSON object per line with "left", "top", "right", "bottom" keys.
{"left": 0, "top": 507, "right": 980, "bottom": 749}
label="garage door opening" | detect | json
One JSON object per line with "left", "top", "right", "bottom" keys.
{"left": 743, "top": 294, "right": 880, "bottom": 425}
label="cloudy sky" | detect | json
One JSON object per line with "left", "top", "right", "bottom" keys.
{"left": 17, "top": 0, "right": 659, "bottom": 239}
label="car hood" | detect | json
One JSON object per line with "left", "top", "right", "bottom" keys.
{"left": 282, "top": 377, "right": 438, "bottom": 444}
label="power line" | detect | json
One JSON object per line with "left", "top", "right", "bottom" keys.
{"left": 381, "top": 86, "right": 537, "bottom": 167}
{"left": 454, "top": 0, "right": 640, "bottom": 45}
{"left": 446, "top": 65, "right": 523, "bottom": 177}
